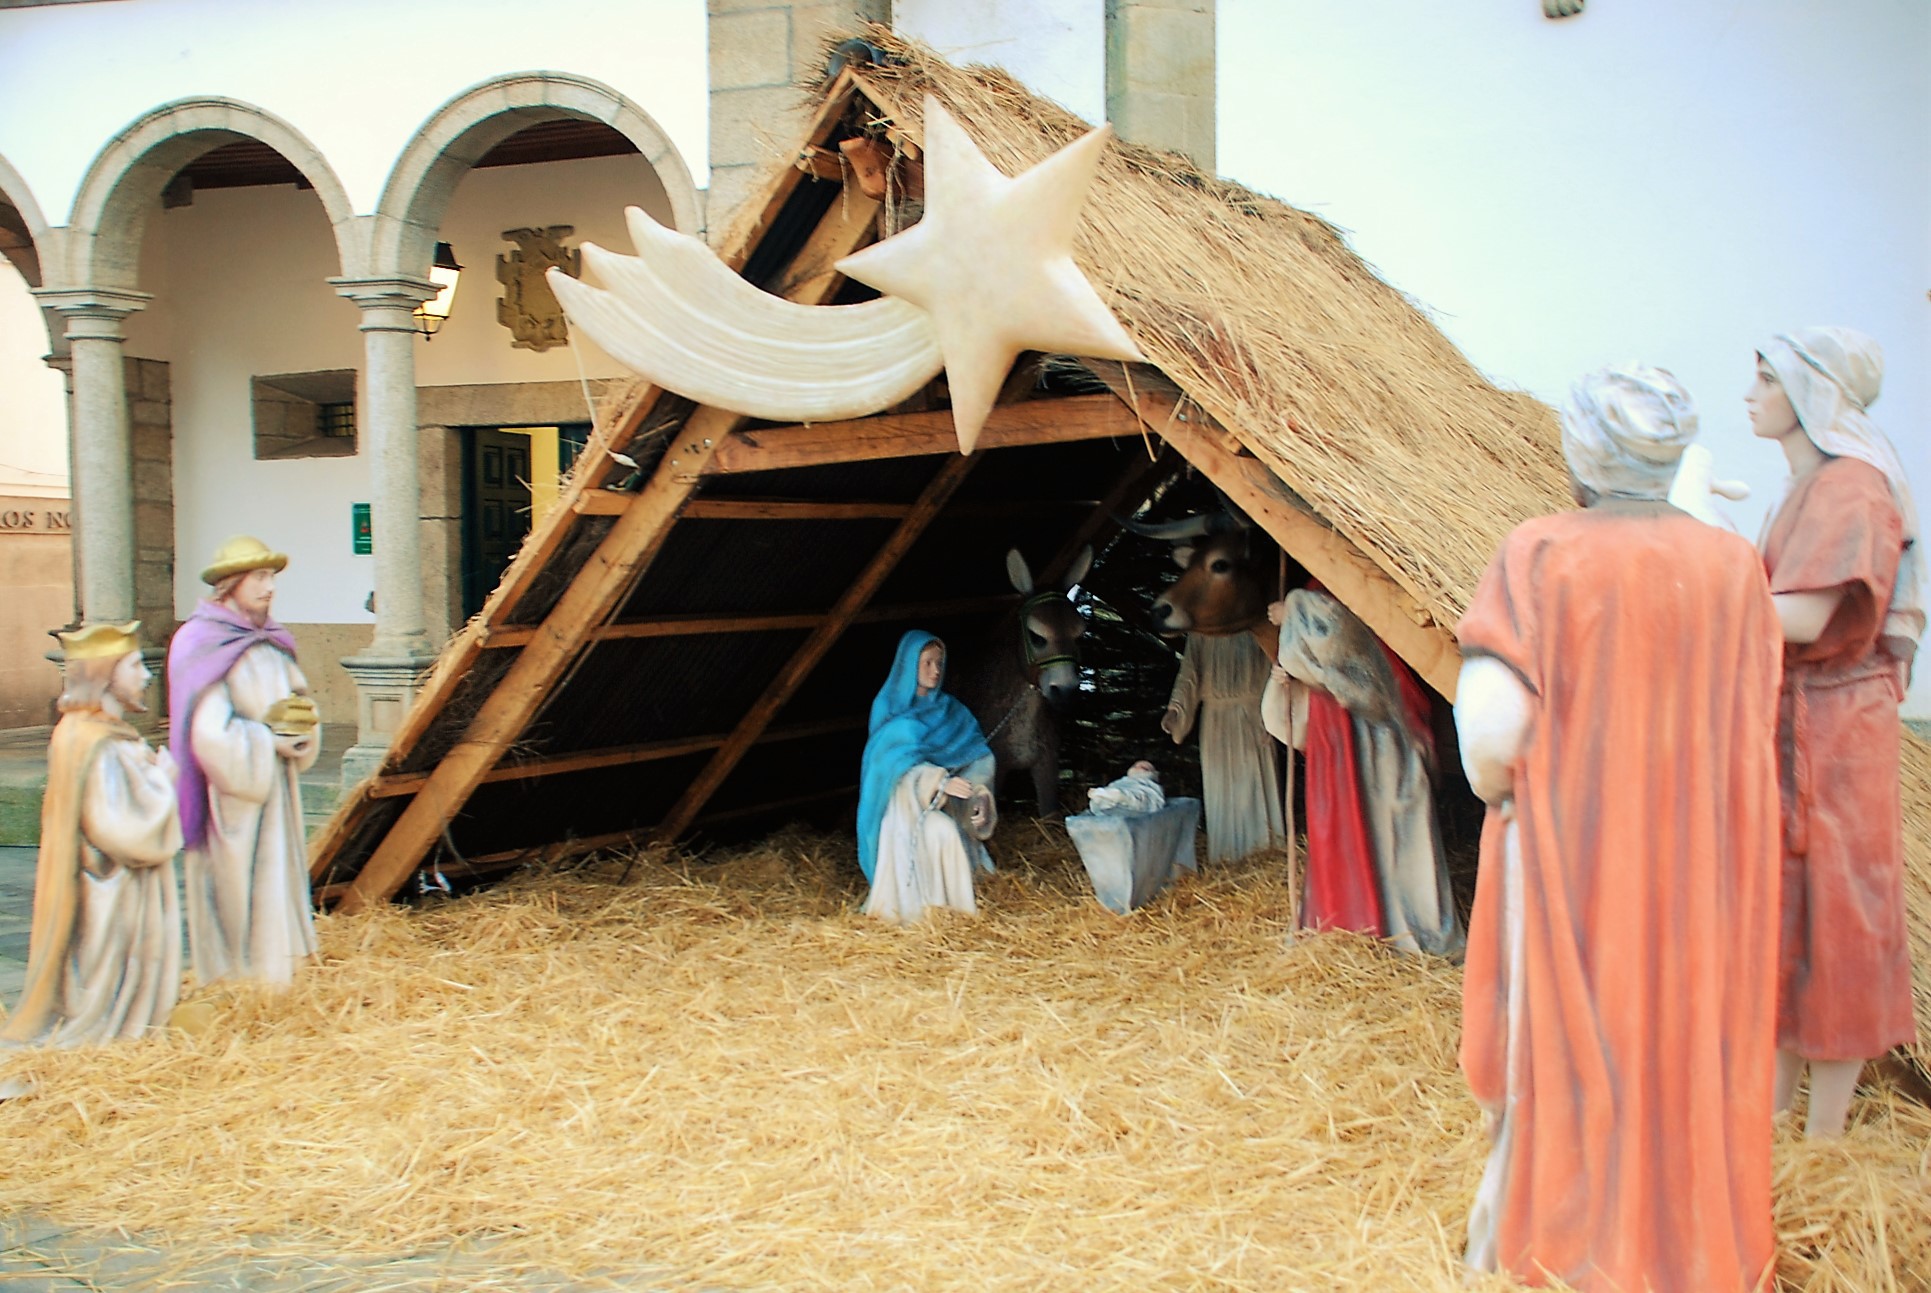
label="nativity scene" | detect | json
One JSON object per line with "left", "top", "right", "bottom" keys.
{"left": 0, "top": 25, "right": 1925, "bottom": 1293}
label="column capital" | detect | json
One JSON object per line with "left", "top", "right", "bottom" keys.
{"left": 329, "top": 275, "right": 440, "bottom": 332}
{"left": 32, "top": 286, "right": 152, "bottom": 341}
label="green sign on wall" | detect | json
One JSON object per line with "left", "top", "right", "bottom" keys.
{"left": 352, "top": 502, "right": 372, "bottom": 555}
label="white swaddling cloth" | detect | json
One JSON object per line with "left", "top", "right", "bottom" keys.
{"left": 1086, "top": 761, "right": 1166, "bottom": 815}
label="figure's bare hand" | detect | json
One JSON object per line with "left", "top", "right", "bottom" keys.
{"left": 273, "top": 733, "right": 315, "bottom": 761}
{"left": 1266, "top": 599, "right": 1286, "bottom": 626}
{"left": 1160, "top": 704, "right": 1189, "bottom": 744}
{"left": 942, "top": 776, "right": 973, "bottom": 799}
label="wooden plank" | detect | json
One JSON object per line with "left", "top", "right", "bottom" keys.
{"left": 651, "top": 453, "right": 981, "bottom": 842}
{"left": 329, "top": 164, "right": 890, "bottom": 911}
{"left": 305, "top": 381, "right": 665, "bottom": 878}
{"left": 1150, "top": 405, "right": 1463, "bottom": 700}
{"left": 702, "top": 393, "right": 1135, "bottom": 474}
{"left": 715, "top": 73, "right": 861, "bottom": 272}
{"left": 366, "top": 714, "right": 866, "bottom": 798}
{"left": 683, "top": 499, "right": 912, "bottom": 520}
{"left": 479, "top": 593, "right": 1022, "bottom": 650}
{"left": 691, "top": 783, "right": 859, "bottom": 829}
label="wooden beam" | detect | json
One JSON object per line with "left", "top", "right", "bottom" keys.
{"left": 683, "top": 499, "right": 912, "bottom": 521}
{"left": 365, "top": 714, "right": 867, "bottom": 799}
{"left": 478, "top": 593, "right": 1022, "bottom": 650}
{"left": 651, "top": 453, "right": 980, "bottom": 841}
{"left": 1149, "top": 406, "right": 1463, "bottom": 700}
{"left": 702, "top": 393, "right": 1135, "bottom": 474}
{"left": 1038, "top": 443, "right": 1178, "bottom": 587}
{"left": 326, "top": 157, "right": 889, "bottom": 911}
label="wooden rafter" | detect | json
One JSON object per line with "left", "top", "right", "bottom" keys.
{"left": 650, "top": 452, "right": 981, "bottom": 842}
{"left": 1139, "top": 399, "right": 1463, "bottom": 699}
{"left": 320, "top": 87, "right": 881, "bottom": 912}
{"left": 701, "top": 393, "right": 1133, "bottom": 474}
{"left": 477, "top": 593, "right": 1022, "bottom": 650}
{"left": 1039, "top": 443, "right": 1178, "bottom": 587}
{"left": 366, "top": 714, "right": 866, "bottom": 799}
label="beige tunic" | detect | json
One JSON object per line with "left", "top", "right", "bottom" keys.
{"left": 184, "top": 643, "right": 319, "bottom": 986}
{"left": 1167, "top": 632, "right": 1283, "bottom": 863}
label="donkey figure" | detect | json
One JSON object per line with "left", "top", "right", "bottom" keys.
{"left": 948, "top": 545, "right": 1094, "bottom": 820}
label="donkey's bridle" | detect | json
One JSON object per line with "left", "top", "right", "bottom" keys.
{"left": 1019, "top": 591, "right": 1079, "bottom": 682}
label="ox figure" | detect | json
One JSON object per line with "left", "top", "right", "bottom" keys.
{"left": 948, "top": 546, "right": 1092, "bottom": 821}
{"left": 1123, "top": 509, "right": 1284, "bottom": 863}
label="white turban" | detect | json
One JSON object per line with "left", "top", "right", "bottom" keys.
{"left": 1559, "top": 365, "right": 1697, "bottom": 500}
{"left": 1761, "top": 327, "right": 1923, "bottom": 653}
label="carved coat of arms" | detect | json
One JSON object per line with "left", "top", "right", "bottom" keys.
{"left": 497, "top": 226, "right": 581, "bottom": 352}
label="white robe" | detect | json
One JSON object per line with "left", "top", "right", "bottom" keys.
{"left": 184, "top": 642, "right": 319, "bottom": 986}
{"left": 864, "top": 755, "right": 996, "bottom": 925}
{"left": 1168, "top": 632, "right": 1283, "bottom": 863}
{"left": 22, "top": 739, "right": 184, "bottom": 1047}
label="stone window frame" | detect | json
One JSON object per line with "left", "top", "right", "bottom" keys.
{"left": 252, "top": 368, "right": 357, "bottom": 459}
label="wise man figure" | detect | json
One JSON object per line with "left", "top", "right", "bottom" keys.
{"left": 2, "top": 622, "right": 183, "bottom": 1048}
{"left": 1454, "top": 367, "right": 1781, "bottom": 1292}
{"left": 167, "top": 536, "right": 319, "bottom": 986}
{"left": 1749, "top": 327, "right": 1921, "bottom": 1138}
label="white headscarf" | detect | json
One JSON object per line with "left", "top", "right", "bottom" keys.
{"left": 1560, "top": 364, "right": 1697, "bottom": 501}
{"left": 1760, "top": 327, "right": 1923, "bottom": 654}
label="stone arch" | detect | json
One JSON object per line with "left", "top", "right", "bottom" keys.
{"left": 62, "top": 97, "right": 360, "bottom": 290}
{"left": 0, "top": 148, "right": 50, "bottom": 287}
{"left": 372, "top": 71, "right": 700, "bottom": 278}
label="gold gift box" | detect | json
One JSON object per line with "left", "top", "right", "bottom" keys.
{"left": 263, "top": 696, "right": 319, "bottom": 737}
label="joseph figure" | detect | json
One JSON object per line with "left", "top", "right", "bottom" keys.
{"left": 1454, "top": 366, "right": 1781, "bottom": 1293}
{"left": 167, "top": 536, "right": 319, "bottom": 986}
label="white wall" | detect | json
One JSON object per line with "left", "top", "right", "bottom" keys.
{"left": 893, "top": 0, "right": 1106, "bottom": 124}
{"left": 123, "top": 151, "right": 681, "bottom": 626}
{"left": 1215, "top": 0, "right": 1931, "bottom": 712}
{"left": 0, "top": 259, "right": 66, "bottom": 497}
{"left": 0, "top": 0, "right": 709, "bottom": 221}
{"left": 415, "top": 153, "right": 675, "bottom": 387}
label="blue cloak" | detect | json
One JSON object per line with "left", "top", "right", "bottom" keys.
{"left": 856, "top": 630, "right": 993, "bottom": 883}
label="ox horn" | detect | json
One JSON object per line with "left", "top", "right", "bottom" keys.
{"left": 1115, "top": 513, "right": 1216, "bottom": 540}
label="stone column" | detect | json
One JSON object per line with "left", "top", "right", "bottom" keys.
{"left": 706, "top": 0, "right": 893, "bottom": 239}
{"left": 33, "top": 288, "right": 151, "bottom": 626}
{"left": 1105, "top": 0, "right": 1216, "bottom": 172}
{"left": 329, "top": 275, "right": 440, "bottom": 783}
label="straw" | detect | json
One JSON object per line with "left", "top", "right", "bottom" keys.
{"left": 0, "top": 823, "right": 1921, "bottom": 1290}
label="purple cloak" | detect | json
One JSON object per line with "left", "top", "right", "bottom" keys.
{"left": 166, "top": 600, "right": 299, "bottom": 849}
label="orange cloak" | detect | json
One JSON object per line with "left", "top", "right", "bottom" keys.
{"left": 1457, "top": 503, "right": 1781, "bottom": 1293}
{"left": 1762, "top": 457, "right": 1913, "bottom": 1059}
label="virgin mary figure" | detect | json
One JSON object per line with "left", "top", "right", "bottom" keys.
{"left": 858, "top": 631, "right": 998, "bottom": 924}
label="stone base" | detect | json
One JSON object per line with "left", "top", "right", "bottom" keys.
{"left": 338, "top": 648, "right": 435, "bottom": 789}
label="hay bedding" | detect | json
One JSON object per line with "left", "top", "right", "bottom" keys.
{"left": 0, "top": 827, "right": 1923, "bottom": 1291}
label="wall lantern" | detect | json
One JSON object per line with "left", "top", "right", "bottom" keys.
{"left": 414, "top": 242, "right": 464, "bottom": 338}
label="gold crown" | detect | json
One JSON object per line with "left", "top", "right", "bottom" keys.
{"left": 56, "top": 620, "right": 142, "bottom": 662}
{"left": 201, "top": 535, "right": 288, "bottom": 585}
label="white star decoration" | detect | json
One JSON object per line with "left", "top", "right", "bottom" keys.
{"left": 837, "top": 97, "right": 1145, "bottom": 453}
{"left": 550, "top": 95, "right": 1145, "bottom": 455}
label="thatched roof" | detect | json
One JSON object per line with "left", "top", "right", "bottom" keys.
{"left": 837, "top": 31, "right": 1570, "bottom": 633}
{"left": 307, "top": 31, "right": 1927, "bottom": 1064}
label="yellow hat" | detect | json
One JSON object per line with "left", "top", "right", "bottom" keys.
{"left": 56, "top": 620, "right": 142, "bottom": 662}
{"left": 201, "top": 535, "right": 288, "bottom": 585}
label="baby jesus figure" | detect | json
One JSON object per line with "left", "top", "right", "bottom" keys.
{"left": 1085, "top": 760, "right": 1167, "bottom": 815}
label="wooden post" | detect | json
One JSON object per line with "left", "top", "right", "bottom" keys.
{"left": 322, "top": 86, "right": 884, "bottom": 909}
